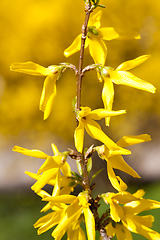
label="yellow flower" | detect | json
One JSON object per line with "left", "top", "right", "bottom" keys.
{"left": 106, "top": 222, "right": 132, "bottom": 240}
{"left": 95, "top": 134, "right": 151, "bottom": 191}
{"left": 98, "top": 55, "right": 156, "bottom": 125}
{"left": 102, "top": 190, "right": 160, "bottom": 240}
{"left": 74, "top": 106, "right": 126, "bottom": 153}
{"left": 35, "top": 192, "right": 95, "bottom": 240}
{"left": 10, "top": 62, "right": 65, "bottom": 119}
{"left": 13, "top": 144, "right": 71, "bottom": 193}
{"left": 64, "top": 11, "right": 140, "bottom": 65}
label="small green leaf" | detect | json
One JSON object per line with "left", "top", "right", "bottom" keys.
{"left": 76, "top": 159, "right": 83, "bottom": 176}
{"left": 71, "top": 171, "right": 83, "bottom": 180}
{"left": 98, "top": 4, "right": 105, "bottom": 8}
{"left": 90, "top": 168, "right": 104, "bottom": 184}
{"left": 72, "top": 96, "right": 77, "bottom": 112}
{"left": 87, "top": 157, "right": 92, "bottom": 175}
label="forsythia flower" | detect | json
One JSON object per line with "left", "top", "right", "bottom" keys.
{"left": 102, "top": 190, "right": 160, "bottom": 240}
{"left": 13, "top": 144, "right": 71, "bottom": 193}
{"left": 98, "top": 55, "right": 156, "bottom": 126}
{"left": 64, "top": 11, "right": 140, "bottom": 65}
{"left": 95, "top": 134, "right": 151, "bottom": 191}
{"left": 74, "top": 106, "right": 126, "bottom": 153}
{"left": 10, "top": 62, "right": 65, "bottom": 119}
{"left": 35, "top": 192, "right": 95, "bottom": 240}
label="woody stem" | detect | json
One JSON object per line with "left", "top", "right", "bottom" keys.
{"left": 76, "top": 2, "right": 92, "bottom": 191}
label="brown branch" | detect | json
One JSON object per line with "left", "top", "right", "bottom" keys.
{"left": 76, "top": 3, "right": 92, "bottom": 112}
{"left": 75, "top": 2, "right": 93, "bottom": 192}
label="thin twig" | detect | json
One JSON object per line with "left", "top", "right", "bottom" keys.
{"left": 76, "top": 3, "right": 92, "bottom": 111}
{"left": 75, "top": 2, "right": 93, "bottom": 192}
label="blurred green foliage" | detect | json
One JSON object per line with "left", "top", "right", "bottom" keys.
{"left": 0, "top": 0, "right": 159, "bottom": 144}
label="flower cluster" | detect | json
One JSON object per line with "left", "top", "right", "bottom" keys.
{"left": 11, "top": 3, "right": 160, "bottom": 240}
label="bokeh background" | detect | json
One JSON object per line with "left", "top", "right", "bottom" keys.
{"left": 0, "top": 0, "right": 160, "bottom": 239}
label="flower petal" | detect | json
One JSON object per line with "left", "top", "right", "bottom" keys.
{"left": 38, "top": 156, "right": 59, "bottom": 174}
{"left": 115, "top": 223, "right": 133, "bottom": 240}
{"left": 88, "top": 34, "right": 107, "bottom": 65}
{"left": 116, "top": 55, "right": 150, "bottom": 71}
{"left": 108, "top": 155, "right": 140, "bottom": 178}
{"left": 88, "top": 10, "right": 102, "bottom": 29}
{"left": 12, "top": 146, "right": 48, "bottom": 159}
{"left": 83, "top": 207, "right": 95, "bottom": 240}
{"left": 31, "top": 169, "right": 58, "bottom": 193}
{"left": 84, "top": 117, "right": 119, "bottom": 151}
{"left": 74, "top": 120, "right": 85, "bottom": 153}
{"left": 88, "top": 108, "right": 126, "bottom": 120}
{"left": 102, "top": 78, "right": 114, "bottom": 126}
{"left": 107, "top": 161, "right": 128, "bottom": 191}
{"left": 44, "top": 194, "right": 77, "bottom": 203}
{"left": 64, "top": 34, "right": 89, "bottom": 57}
{"left": 123, "top": 215, "right": 160, "bottom": 240}
{"left": 111, "top": 70, "right": 156, "bottom": 93}
{"left": 39, "top": 74, "right": 57, "bottom": 120}
{"left": 123, "top": 199, "right": 160, "bottom": 215}
{"left": 79, "top": 106, "right": 91, "bottom": 118}
{"left": 61, "top": 162, "right": 71, "bottom": 177}
{"left": 10, "top": 62, "right": 54, "bottom": 76}
{"left": 116, "top": 134, "right": 151, "bottom": 148}
{"left": 99, "top": 27, "right": 120, "bottom": 40}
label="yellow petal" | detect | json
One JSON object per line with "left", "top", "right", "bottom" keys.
{"left": 108, "top": 155, "right": 140, "bottom": 178}
{"left": 131, "top": 215, "right": 154, "bottom": 228}
{"left": 116, "top": 134, "right": 151, "bottom": 148}
{"left": 12, "top": 146, "right": 48, "bottom": 159}
{"left": 111, "top": 70, "right": 156, "bottom": 93}
{"left": 79, "top": 106, "right": 91, "bottom": 118}
{"left": 102, "top": 78, "right": 114, "bottom": 126}
{"left": 34, "top": 212, "right": 60, "bottom": 233}
{"left": 107, "top": 161, "right": 128, "bottom": 191}
{"left": 116, "top": 55, "right": 150, "bottom": 71}
{"left": 78, "top": 227, "right": 86, "bottom": 240}
{"left": 88, "top": 108, "right": 126, "bottom": 120}
{"left": 52, "top": 200, "right": 82, "bottom": 238}
{"left": 38, "top": 156, "right": 59, "bottom": 174}
{"left": 10, "top": 62, "right": 54, "bottom": 76}
{"left": 88, "top": 10, "right": 102, "bottom": 29}
{"left": 88, "top": 35, "right": 107, "bottom": 65}
{"left": 110, "top": 191, "right": 139, "bottom": 205}
{"left": 74, "top": 120, "right": 85, "bottom": 153}
{"left": 39, "top": 74, "right": 57, "bottom": 120}
{"left": 100, "top": 28, "right": 140, "bottom": 41}
{"left": 115, "top": 223, "right": 133, "bottom": 240}
{"left": 44, "top": 194, "right": 77, "bottom": 203}
{"left": 83, "top": 208, "right": 95, "bottom": 240}
{"left": 25, "top": 171, "right": 40, "bottom": 180}
{"left": 84, "top": 117, "right": 119, "bottom": 151}
{"left": 99, "top": 27, "right": 120, "bottom": 40}
{"left": 124, "top": 198, "right": 160, "bottom": 215}
{"left": 133, "top": 189, "right": 145, "bottom": 199}
{"left": 105, "top": 222, "right": 116, "bottom": 237}
{"left": 51, "top": 143, "right": 59, "bottom": 155}
{"left": 61, "top": 162, "right": 71, "bottom": 177}
{"left": 64, "top": 34, "right": 89, "bottom": 57}
{"left": 123, "top": 215, "right": 160, "bottom": 240}
{"left": 31, "top": 168, "right": 58, "bottom": 193}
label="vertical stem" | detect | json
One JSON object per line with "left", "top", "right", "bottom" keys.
{"left": 76, "top": 3, "right": 92, "bottom": 111}
{"left": 76, "top": 3, "right": 92, "bottom": 191}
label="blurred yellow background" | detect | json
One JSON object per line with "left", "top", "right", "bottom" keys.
{"left": 0, "top": 0, "right": 160, "bottom": 239}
